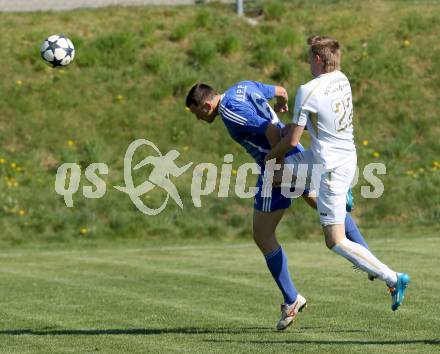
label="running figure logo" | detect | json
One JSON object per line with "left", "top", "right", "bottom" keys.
{"left": 115, "top": 139, "right": 192, "bottom": 215}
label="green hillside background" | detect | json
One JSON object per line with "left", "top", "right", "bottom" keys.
{"left": 0, "top": 0, "right": 439, "bottom": 245}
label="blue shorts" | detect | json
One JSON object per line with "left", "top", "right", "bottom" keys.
{"left": 254, "top": 144, "right": 307, "bottom": 213}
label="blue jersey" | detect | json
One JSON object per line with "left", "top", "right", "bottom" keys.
{"left": 219, "top": 81, "right": 301, "bottom": 166}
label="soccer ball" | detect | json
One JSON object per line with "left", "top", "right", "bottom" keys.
{"left": 40, "top": 34, "right": 75, "bottom": 68}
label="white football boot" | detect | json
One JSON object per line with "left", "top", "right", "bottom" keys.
{"left": 276, "top": 294, "right": 307, "bottom": 330}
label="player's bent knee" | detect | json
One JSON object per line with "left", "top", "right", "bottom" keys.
{"left": 252, "top": 228, "right": 264, "bottom": 244}
{"left": 325, "top": 237, "right": 335, "bottom": 249}
{"left": 322, "top": 223, "right": 346, "bottom": 249}
{"left": 253, "top": 230, "right": 268, "bottom": 246}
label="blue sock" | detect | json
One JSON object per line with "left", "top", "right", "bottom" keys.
{"left": 345, "top": 214, "right": 369, "bottom": 249}
{"left": 264, "top": 246, "right": 298, "bottom": 305}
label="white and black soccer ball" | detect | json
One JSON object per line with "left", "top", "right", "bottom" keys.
{"left": 40, "top": 34, "right": 75, "bottom": 68}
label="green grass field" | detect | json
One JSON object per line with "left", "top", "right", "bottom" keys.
{"left": 1, "top": 231, "right": 439, "bottom": 353}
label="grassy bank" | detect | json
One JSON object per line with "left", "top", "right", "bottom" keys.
{"left": 0, "top": 0, "right": 439, "bottom": 243}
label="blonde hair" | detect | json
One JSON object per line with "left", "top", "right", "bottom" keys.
{"left": 307, "top": 35, "right": 341, "bottom": 72}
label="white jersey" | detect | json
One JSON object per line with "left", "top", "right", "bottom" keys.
{"left": 292, "top": 70, "right": 356, "bottom": 170}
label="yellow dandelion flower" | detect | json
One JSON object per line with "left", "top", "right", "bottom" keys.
{"left": 67, "top": 140, "right": 75, "bottom": 146}
{"left": 12, "top": 181, "right": 18, "bottom": 188}
{"left": 16, "top": 167, "right": 23, "bottom": 172}
{"left": 403, "top": 39, "right": 410, "bottom": 47}
{"left": 116, "top": 95, "right": 124, "bottom": 102}
{"left": 433, "top": 161, "right": 440, "bottom": 168}
{"left": 406, "top": 170, "right": 414, "bottom": 176}
{"left": 18, "top": 209, "right": 25, "bottom": 216}
{"left": 10, "top": 162, "right": 17, "bottom": 169}
{"left": 6, "top": 181, "right": 13, "bottom": 188}
{"left": 183, "top": 146, "right": 189, "bottom": 151}
{"left": 59, "top": 69, "right": 65, "bottom": 75}
{"left": 0, "top": 158, "right": 5, "bottom": 164}
{"left": 185, "top": 107, "right": 190, "bottom": 112}
{"left": 15, "top": 79, "right": 22, "bottom": 86}
{"left": 372, "top": 151, "right": 380, "bottom": 158}
{"left": 362, "top": 140, "right": 369, "bottom": 146}
{"left": 232, "top": 169, "right": 238, "bottom": 175}
{"left": 79, "top": 227, "right": 88, "bottom": 235}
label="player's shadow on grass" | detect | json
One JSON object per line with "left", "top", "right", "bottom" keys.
{"left": 0, "top": 327, "right": 390, "bottom": 336}
{"left": 0, "top": 327, "right": 274, "bottom": 336}
{"left": 204, "top": 339, "right": 440, "bottom": 346}
{"left": 2, "top": 328, "right": 439, "bottom": 346}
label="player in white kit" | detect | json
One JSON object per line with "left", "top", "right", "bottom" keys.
{"left": 265, "top": 36, "right": 409, "bottom": 311}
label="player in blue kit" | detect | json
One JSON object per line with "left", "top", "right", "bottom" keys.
{"left": 186, "top": 81, "right": 372, "bottom": 330}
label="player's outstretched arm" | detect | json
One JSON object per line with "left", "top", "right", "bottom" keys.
{"left": 265, "top": 123, "right": 285, "bottom": 167}
{"left": 264, "top": 124, "right": 305, "bottom": 163}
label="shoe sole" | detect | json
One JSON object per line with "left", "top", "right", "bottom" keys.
{"left": 277, "top": 302, "right": 307, "bottom": 331}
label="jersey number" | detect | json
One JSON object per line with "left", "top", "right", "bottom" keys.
{"left": 331, "top": 94, "right": 353, "bottom": 132}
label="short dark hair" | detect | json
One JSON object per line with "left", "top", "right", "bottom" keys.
{"left": 185, "top": 83, "right": 217, "bottom": 108}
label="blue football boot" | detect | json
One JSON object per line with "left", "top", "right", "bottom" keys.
{"left": 389, "top": 273, "right": 410, "bottom": 311}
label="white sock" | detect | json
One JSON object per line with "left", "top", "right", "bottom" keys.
{"left": 332, "top": 238, "right": 397, "bottom": 287}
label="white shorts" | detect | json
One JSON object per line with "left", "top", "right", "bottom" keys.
{"left": 285, "top": 150, "right": 357, "bottom": 225}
